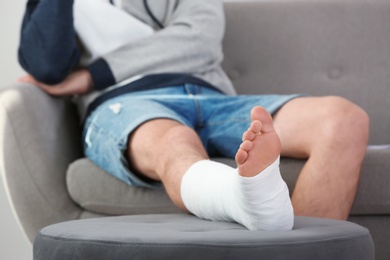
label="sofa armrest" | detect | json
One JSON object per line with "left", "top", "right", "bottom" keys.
{"left": 0, "top": 83, "right": 83, "bottom": 241}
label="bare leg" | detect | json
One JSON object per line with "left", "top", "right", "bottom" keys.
{"left": 128, "top": 119, "right": 208, "bottom": 210}
{"left": 127, "top": 110, "right": 282, "bottom": 208}
{"left": 128, "top": 109, "right": 293, "bottom": 230}
{"left": 129, "top": 106, "right": 284, "bottom": 205}
{"left": 128, "top": 106, "right": 286, "bottom": 198}
{"left": 273, "top": 96, "right": 369, "bottom": 219}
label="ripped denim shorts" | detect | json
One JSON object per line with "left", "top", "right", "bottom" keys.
{"left": 82, "top": 84, "right": 300, "bottom": 188}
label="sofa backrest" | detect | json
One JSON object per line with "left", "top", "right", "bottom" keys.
{"left": 222, "top": 0, "right": 390, "bottom": 145}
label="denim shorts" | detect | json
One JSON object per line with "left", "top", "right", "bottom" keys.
{"left": 83, "top": 84, "right": 300, "bottom": 188}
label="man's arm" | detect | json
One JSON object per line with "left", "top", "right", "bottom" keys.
{"left": 18, "top": 0, "right": 81, "bottom": 85}
{"left": 18, "top": 0, "right": 225, "bottom": 93}
{"left": 91, "top": 0, "right": 226, "bottom": 90}
{"left": 18, "top": 69, "right": 93, "bottom": 96}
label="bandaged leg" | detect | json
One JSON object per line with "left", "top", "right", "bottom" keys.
{"left": 180, "top": 157, "right": 293, "bottom": 231}
{"left": 181, "top": 106, "right": 293, "bottom": 230}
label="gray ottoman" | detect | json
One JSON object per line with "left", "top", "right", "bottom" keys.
{"left": 33, "top": 214, "right": 374, "bottom": 260}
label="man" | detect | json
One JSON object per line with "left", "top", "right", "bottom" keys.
{"left": 18, "top": 0, "right": 369, "bottom": 230}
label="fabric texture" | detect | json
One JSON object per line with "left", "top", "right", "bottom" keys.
{"left": 33, "top": 214, "right": 374, "bottom": 260}
{"left": 66, "top": 158, "right": 181, "bottom": 215}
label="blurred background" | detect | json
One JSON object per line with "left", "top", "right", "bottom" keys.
{"left": 1, "top": 1, "right": 32, "bottom": 259}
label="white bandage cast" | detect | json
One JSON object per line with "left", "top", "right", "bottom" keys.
{"left": 180, "top": 157, "right": 294, "bottom": 231}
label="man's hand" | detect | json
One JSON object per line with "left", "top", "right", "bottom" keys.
{"left": 17, "top": 69, "right": 93, "bottom": 96}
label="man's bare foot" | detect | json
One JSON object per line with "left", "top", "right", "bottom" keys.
{"left": 235, "top": 106, "right": 281, "bottom": 177}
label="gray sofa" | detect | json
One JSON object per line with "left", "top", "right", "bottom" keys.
{"left": 1, "top": 0, "right": 389, "bottom": 259}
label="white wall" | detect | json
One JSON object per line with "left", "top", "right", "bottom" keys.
{"left": 0, "top": 1, "right": 25, "bottom": 86}
{"left": 1, "top": 1, "right": 34, "bottom": 259}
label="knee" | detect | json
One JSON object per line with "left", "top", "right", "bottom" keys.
{"left": 160, "top": 125, "right": 200, "bottom": 148}
{"left": 156, "top": 125, "right": 206, "bottom": 169}
{"left": 316, "top": 96, "right": 369, "bottom": 151}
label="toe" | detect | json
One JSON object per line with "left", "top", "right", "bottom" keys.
{"left": 242, "top": 129, "right": 256, "bottom": 141}
{"left": 249, "top": 120, "right": 262, "bottom": 134}
{"left": 250, "top": 106, "right": 275, "bottom": 133}
{"left": 240, "top": 140, "right": 253, "bottom": 151}
{"left": 251, "top": 106, "right": 268, "bottom": 120}
{"left": 235, "top": 148, "right": 248, "bottom": 165}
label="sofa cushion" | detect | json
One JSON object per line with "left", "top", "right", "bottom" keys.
{"left": 279, "top": 146, "right": 390, "bottom": 215}
{"left": 66, "top": 158, "right": 182, "bottom": 215}
{"left": 66, "top": 146, "right": 390, "bottom": 216}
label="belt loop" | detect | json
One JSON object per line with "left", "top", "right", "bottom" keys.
{"left": 185, "top": 83, "right": 202, "bottom": 96}
{"left": 184, "top": 84, "right": 199, "bottom": 95}
{"left": 184, "top": 84, "right": 191, "bottom": 95}
{"left": 184, "top": 83, "right": 191, "bottom": 95}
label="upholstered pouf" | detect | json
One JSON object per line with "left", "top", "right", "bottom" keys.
{"left": 33, "top": 214, "right": 374, "bottom": 260}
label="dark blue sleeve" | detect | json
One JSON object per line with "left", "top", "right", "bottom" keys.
{"left": 18, "top": 0, "right": 80, "bottom": 84}
{"left": 88, "top": 58, "right": 116, "bottom": 90}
